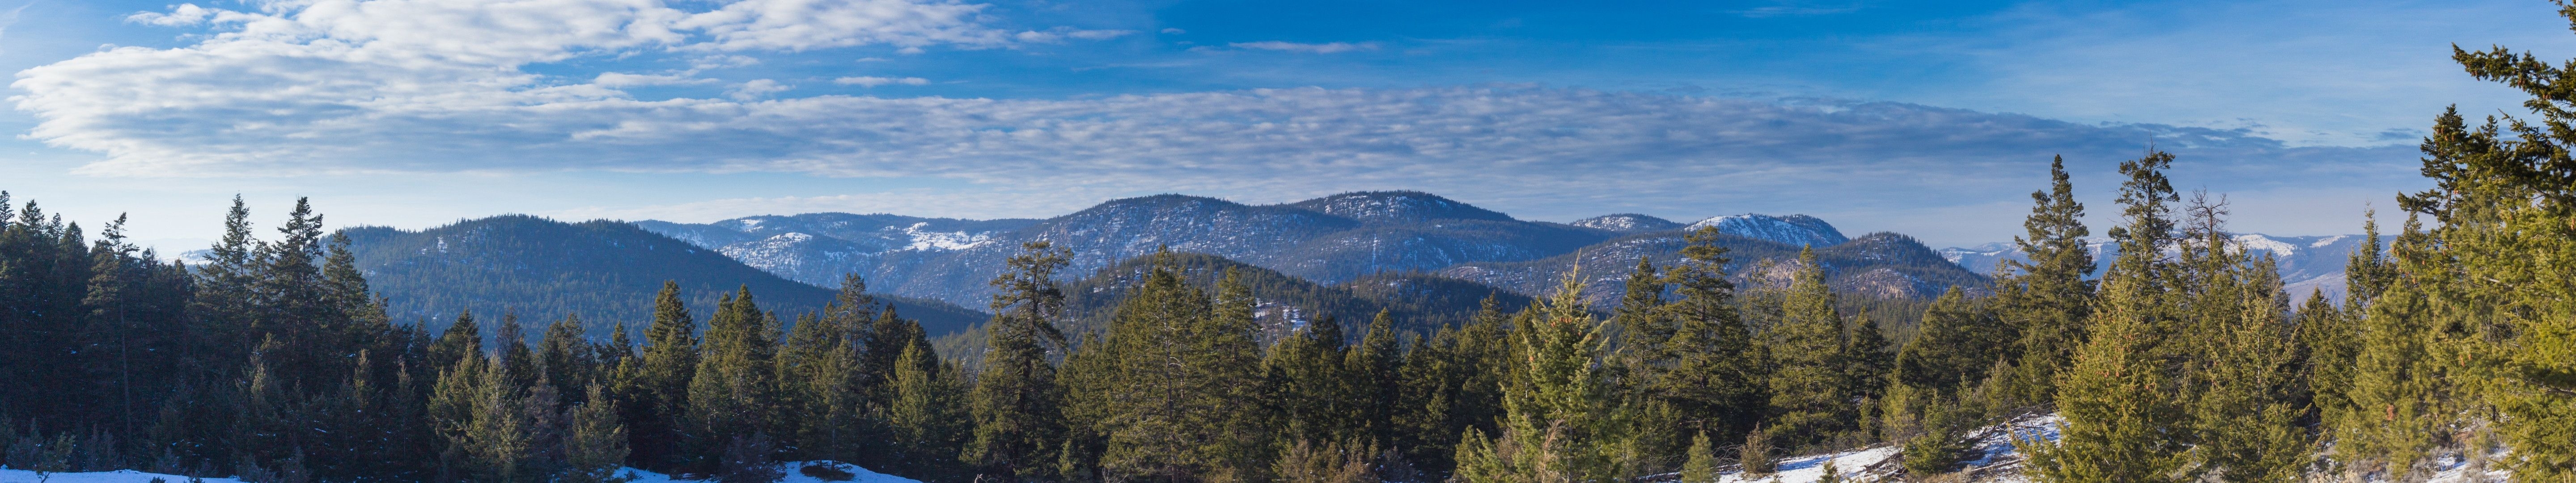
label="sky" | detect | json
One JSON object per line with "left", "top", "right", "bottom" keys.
{"left": 0, "top": 0, "right": 2567, "bottom": 252}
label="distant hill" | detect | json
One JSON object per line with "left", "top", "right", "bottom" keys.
{"left": 1437, "top": 229, "right": 1987, "bottom": 305}
{"left": 638, "top": 191, "right": 1905, "bottom": 309}
{"left": 933, "top": 251, "right": 1536, "bottom": 366}
{"left": 340, "top": 215, "right": 990, "bottom": 340}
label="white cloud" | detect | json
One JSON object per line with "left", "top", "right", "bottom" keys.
{"left": 595, "top": 72, "right": 720, "bottom": 87}
{"left": 834, "top": 76, "right": 931, "bottom": 87}
{"left": 126, "top": 4, "right": 215, "bottom": 26}
{"left": 1227, "top": 41, "right": 1378, "bottom": 54}
{"left": 1159, "top": 28, "right": 1184, "bottom": 34}
{"left": 726, "top": 79, "right": 791, "bottom": 100}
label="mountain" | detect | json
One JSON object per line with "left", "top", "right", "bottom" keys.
{"left": 1938, "top": 233, "right": 2386, "bottom": 301}
{"left": 1438, "top": 230, "right": 1986, "bottom": 304}
{"left": 932, "top": 251, "right": 1537, "bottom": 367}
{"left": 1686, "top": 213, "right": 1849, "bottom": 247}
{"left": 1568, "top": 213, "right": 1684, "bottom": 233}
{"left": 643, "top": 191, "right": 1629, "bottom": 307}
{"left": 341, "top": 215, "right": 991, "bottom": 340}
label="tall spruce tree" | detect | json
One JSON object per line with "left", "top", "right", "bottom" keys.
{"left": 686, "top": 287, "right": 784, "bottom": 472}
{"left": 625, "top": 281, "right": 698, "bottom": 471}
{"left": 2000, "top": 156, "right": 2097, "bottom": 406}
{"left": 1763, "top": 247, "right": 1853, "bottom": 448}
{"left": 1649, "top": 227, "right": 1767, "bottom": 449}
{"left": 965, "top": 241, "right": 1074, "bottom": 482}
{"left": 1453, "top": 271, "right": 1636, "bottom": 483}
{"left": 2024, "top": 150, "right": 2190, "bottom": 483}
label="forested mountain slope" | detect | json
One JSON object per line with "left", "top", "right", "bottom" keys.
{"left": 933, "top": 250, "right": 1535, "bottom": 362}
{"left": 643, "top": 191, "right": 1901, "bottom": 308}
{"left": 341, "top": 215, "right": 989, "bottom": 337}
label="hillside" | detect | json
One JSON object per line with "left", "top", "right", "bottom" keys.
{"left": 933, "top": 251, "right": 1536, "bottom": 364}
{"left": 340, "top": 215, "right": 990, "bottom": 339}
{"left": 640, "top": 191, "right": 1913, "bottom": 309}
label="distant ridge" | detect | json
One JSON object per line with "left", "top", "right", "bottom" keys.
{"left": 342, "top": 215, "right": 990, "bottom": 339}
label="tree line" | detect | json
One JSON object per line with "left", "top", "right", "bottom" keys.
{"left": 7, "top": 11, "right": 2576, "bottom": 481}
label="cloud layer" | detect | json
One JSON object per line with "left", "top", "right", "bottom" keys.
{"left": 10, "top": 0, "right": 2429, "bottom": 245}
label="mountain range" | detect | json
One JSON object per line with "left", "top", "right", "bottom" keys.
{"left": 326, "top": 190, "right": 2391, "bottom": 348}
{"left": 633, "top": 191, "right": 1986, "bottom": 309}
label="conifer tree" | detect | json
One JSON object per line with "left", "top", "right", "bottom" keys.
{"left": 1648, "top": 227, "right": 1767, "bottom": 449}
{"left": 562, "top": 383, "right": 629, "bottom": 483}
{"left": 1267, "top": 312, "right": 1359, "bottom": 448}
{"left": 965, "top": 241, "right": 1073, "bottom": 482}
{"left": 2170, "top": 194, "right": 2308, "bottom": 483}
{"left": 1348, "top": 309, "right": 1406, "bottom": 446}
{"left": 431, "top": 311, "right": 484, "bottom": 374}
{"left": 887, "top": 341, "right": 970, "bottom": 481}
{"left": 2024, "top": 150, "right": 2189, "bottom": 483}
{"left": 1896, "top": 288, "right": 2007, "bottom": 393}
{"left": 1763, "top": 247, "right": 1853, "bottom": 447}
{"left": 1453, "top": 271, "right": 1635, "bottom": 483}
{"left": 687, "top": 287, "right": 783, "bottom": 472}
{"left": 625, "top": 281, "right": 697, "bottom": 471}
{"left": 1678, "top": 432, "right": 1717, "bottom": 483}
{"left": 1999, "top": 156, "right": 2097, "bottom": 405}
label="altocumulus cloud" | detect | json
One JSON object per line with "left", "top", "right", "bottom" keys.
{"left": 13, "top": 0, "right": 2419, "bottom": 237}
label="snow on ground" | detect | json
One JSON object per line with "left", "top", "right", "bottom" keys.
{"left": 0, "top": 461, "right": 910, "bottom": 483}
{"left": 1710, "top": 412, "right": 2063, "bottom": 483}
{"left": 0, "top": 469, "right": 243, "bottom": 483}
{"left": 618, "top": 461, "right": 918, "bottom": 483}
{"left": 1716, "top": 446, "right": 1902, "bottom": 483}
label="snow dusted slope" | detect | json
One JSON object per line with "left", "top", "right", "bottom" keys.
{"left": 1570, "top": 213, "right": 1685, "bottom": 233}
{"left": 1688, "top": 214, "right": 1851, "bottom": 247}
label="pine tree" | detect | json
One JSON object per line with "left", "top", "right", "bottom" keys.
{"left": 626, "top": 281, "right": 697, "bottom": 472}
{"left": 2172, "top": 194, "right": 2309, "bottom": 483}
{"left": 1678, "top": 432, "right": 1717, "bottom": 483}
{"left": 1998, "top": 156, "right": 2097, "bottom": 406}
{"left": 887, "top": 341, "right": 970, "bottom": 482}
{"left": 562, "top": 383, "right": 630, "bottom": 483}
{"left": 1347, "top": 309, "right": 1406, "bottom": 447}
{"left": 1895, "top": 288, "right": 2007, "bottom": 393}
{"left": 2023, "top": 150, "right": 2189, "bottom": 483}
{"left": 1648, "top": 227, "right": 1767, "bottom": 450}
{"left": 687, "top": 287, "right": 783, "bottom": 472}
{"left": 2397, "top": 20, "right": 2576, "bottom": 477}
{"left": 1763, "top": 247, "right": 1852, "bottom": 448}
{"left": 1453, "top": 270, "right": 1635, "bottom": 483}
{"left": 431, "top": 311, "right": 484, "bottom": 374}
{"left": 965, "top": 241, "right": 1073, "bottom": 482}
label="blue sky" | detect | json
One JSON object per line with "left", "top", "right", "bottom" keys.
{"left": 0, "top": 0, "right": 2564, "bottom": 250}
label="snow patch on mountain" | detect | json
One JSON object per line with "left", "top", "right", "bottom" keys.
{"left": 1569, "top": 213, "right": 1683, "bottom": 233}
{"left": 902, "top": 222, "right": 995, "bottom": 251}
{"left": 1687, "top": 214, "right": 1850, "bottom": 247}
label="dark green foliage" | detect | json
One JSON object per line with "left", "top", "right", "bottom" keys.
{"left": 1995, "top": 156, "right": 2097, "bottom": 407}
{"left": 1895, "top": 288, "right": 2009, "bottom": 393}
{"left": 965, "top": 242, "right": 1073, "bottom": 482}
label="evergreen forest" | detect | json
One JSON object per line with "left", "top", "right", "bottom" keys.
{"left": 5, "top": 7, "right": 2576, "bottom": 483}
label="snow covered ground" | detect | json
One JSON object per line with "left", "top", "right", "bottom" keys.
{"left": 0, "top": 469, "right": 243, "bottom": 483}
{"left": 0, "top": 461, "right": 915, "bottom": 483}
{"left": 1713, "top": 413, "right": 2063, "bottom": 483}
